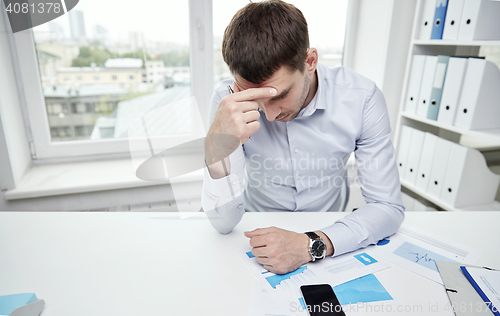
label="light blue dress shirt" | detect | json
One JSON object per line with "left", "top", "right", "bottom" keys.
{"left": 202, "top": 63, "right": 405, "bottom": 257}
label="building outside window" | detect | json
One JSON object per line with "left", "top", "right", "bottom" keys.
{"left": 17, "top": 0, "right": 347, "bottom": 159}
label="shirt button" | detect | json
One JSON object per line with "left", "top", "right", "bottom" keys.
{"left": 238, "top": 204, "right": 243, "bottom": 209}
{"left": 297, "top": 175, "right": 302, "bottom": 180}
{"left": 294, "top": 148, "right": 299, "bottom": 153}
{"left": 232, "top": 181, "right": 237, "bottom": 186}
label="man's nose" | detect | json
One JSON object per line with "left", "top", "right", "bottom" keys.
{"left": 260, "top": 101, "right": 280, "bottom": 122}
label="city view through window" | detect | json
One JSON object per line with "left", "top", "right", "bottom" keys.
{"left": 33, "top": 0, "right": 348, "bottom": 142}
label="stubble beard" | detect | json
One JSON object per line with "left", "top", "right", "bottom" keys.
{"left": 287, "top": 72, "right": 312, "bottom": 121}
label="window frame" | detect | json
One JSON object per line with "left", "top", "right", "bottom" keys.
{"left": 6, "top": 0, "right": 213, "bottom": 161}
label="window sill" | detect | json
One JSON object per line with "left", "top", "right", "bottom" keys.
{"left": 4, "top": 157, "right": 203, "bottom": 201}
{"left": 4, "top": 153, "right": 356, "bottom": 201}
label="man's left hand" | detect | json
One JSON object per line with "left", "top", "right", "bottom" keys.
{"left": 244, "top": 226, "right": 313, "bottom": 275}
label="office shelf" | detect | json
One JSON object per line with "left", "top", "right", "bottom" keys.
{"left": 394, "top": 0, "right": 500, "bottom": 211}
{"left": 401, "top": 112, "right": 500, "bottom": 147}
{"left": 413, "top": 39, "right": 500, "bottom": 47}
{"left": 401, "top": 180, "right": 500, "bottom": 212}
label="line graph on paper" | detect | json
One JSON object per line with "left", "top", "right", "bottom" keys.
{"left": 392, "top": 242, "right": 457, "bottom": 272}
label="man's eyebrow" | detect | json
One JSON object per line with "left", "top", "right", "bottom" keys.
{"left": 269, "top": 85, "right": 292, "bottom": 101}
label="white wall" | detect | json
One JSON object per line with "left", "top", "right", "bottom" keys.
{"left": 344, "top": 0, "right": 416, "bottom": 133}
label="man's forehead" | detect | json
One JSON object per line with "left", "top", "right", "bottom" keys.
{"left": 234, "top": 66, "right": 298, "bottom": 90}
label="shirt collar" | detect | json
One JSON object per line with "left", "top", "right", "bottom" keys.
{"left": 295, "top": 63, "right": 326, "bottom": 119}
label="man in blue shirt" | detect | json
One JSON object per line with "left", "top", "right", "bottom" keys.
{"left": 203, "top": 0, "right": 404, "bottom": 274}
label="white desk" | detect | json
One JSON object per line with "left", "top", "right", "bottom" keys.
{"left": 1, "top": 211, "right": 499, "bottom": 315}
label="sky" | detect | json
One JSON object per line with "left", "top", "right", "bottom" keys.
{"left": 34, "top": 0, "right": 348, "bottom": 49}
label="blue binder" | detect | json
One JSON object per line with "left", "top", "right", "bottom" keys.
{"left": 427, "top": 55, "right": 450, "bottom": 120}
{"left": 461, "top": 266, "right": 500, "bottom": 316}
{"left": 431, "top": 0, "right": 449, "bottom": 39}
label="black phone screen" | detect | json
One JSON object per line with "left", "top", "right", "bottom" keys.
{"left": 300, "top": 284, "right": 346, "bottom": 316}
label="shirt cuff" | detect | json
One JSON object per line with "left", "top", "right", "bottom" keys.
{"left": 320, "top": 222, "right": 361, "bottom": 257}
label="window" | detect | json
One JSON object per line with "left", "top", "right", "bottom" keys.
{"left": 11, "top": 0, "right": 346, "bottom": 160}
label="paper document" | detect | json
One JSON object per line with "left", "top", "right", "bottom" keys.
{"left": 248, "top": 274, "right": 394, "bottom": 316}
{"left": 239, "top": 248, "right": 390, "bottom": 304}
{"left": 238, "top": 249, "right": 321, "bottom": 303}
{"left": 461, "top": 266, "right": 500, "bottom": 316}
{"left": 366, "top": 225, "right": 482, "bottom": 284}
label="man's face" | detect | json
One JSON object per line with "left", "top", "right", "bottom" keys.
{"left": 233, "top": 66, "right": 312, "bottom": 122}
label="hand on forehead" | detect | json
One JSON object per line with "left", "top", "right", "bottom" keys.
{"left": 232, "top": 81, "right": 277, "bottom": 101}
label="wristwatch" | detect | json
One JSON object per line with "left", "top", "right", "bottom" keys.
{"left": 305, "top": 231, "right": 326, "bottom": 262}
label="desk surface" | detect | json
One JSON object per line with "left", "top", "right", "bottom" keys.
{"left": 0, "top": 211, "right": 499, "bottom": 316}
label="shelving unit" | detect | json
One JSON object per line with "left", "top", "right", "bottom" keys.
{"left": 394, "top": 0, "right": 500, "bottom": 212}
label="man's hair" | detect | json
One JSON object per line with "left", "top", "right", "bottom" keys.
{"left": 222, "top": 0, "right": 309, "bottom": 84}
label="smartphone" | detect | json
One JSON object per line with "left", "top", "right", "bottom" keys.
{"left": 300, "top": 284, "right": 346, "bottom": 316}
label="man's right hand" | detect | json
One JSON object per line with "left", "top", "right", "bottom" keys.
{"left": 208, "top": 85, "right": 277, "bottom": 144}
{"left": 205, "top": 85, "right": 277, "bottom": 179}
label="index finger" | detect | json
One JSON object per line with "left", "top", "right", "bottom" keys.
{"left": 231, "top": 87, "right": 277, "bottom": 102}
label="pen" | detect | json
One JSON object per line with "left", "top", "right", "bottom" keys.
{"left": 227, "top": 84, "right": 251, "bottom": 140}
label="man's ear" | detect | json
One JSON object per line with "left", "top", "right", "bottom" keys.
{"left": 305, "top": 48, "right": 318, "bottom": 76}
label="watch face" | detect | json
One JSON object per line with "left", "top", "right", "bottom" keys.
{"left": 311, "top": 240, "right": 326, "bottom": 257}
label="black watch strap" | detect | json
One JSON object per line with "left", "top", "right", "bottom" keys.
{"left": 305, "top": 231, "right": 320, "bottom": 240}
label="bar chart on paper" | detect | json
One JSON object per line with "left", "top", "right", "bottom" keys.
{"left": 239, "top": 249, "right": 320, "bottom": 303}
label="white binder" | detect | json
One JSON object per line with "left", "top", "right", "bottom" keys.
{"left": 397, "top": 126, "right": 413, "bottom": 179}
{"left": 404, "top": 128, "right": 425, "bottom": 185}
{"left": 458, "top": 0, "right": 500, "bottom": 40}
{"left": 454, "top": 58, "right": 500, "bottom": 130}
{"left": 418, "top": 0, "right": 439, "bottom": 40}
{"left": 427, "top": 137, "right": 453, "bottom": 198}
{"left": 416, "top": 56, "right": 438, "bottom": 117}
{"left": 437, "top": 57, "right": 468, "bottom": 125}
{"left": 440, "top": 143, "right": 500, "bottom": 207}
{"left": 442, "top": 0, "right": 465, "bottom": 40}
{"left": 415, "top": 132, "right": 438, "bottom": 192}
{"left": 405, "top": 55, "right": 426, "bottom": 114}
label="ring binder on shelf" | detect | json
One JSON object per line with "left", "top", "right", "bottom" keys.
{"left": 427, "top": 55, "right": 450, "bottom": 120}
{"left": 436, "top": 57, "right": 468, "bottom": 125}
{"left": 415, "top": 132, "right": 438, "bottom": 193}
{"left": 430, "top": 0, "right": 449, "bottom": 40}
{"left": 418, "top": 0, "right": 439, "bottom": 40}
{"left": 442, "top": 0, "right": 465, "bottom": 40}
{"left": 458, "top": 0, "right": 500, "bottom": 41}
{"left": 440, "top": 143, "right": 500, "bottom": 208}
{"left": 405, "top": 55, "right": 426, "bottom": 114}
{"left": 416, "top": 56, "right": 438, "bottom": 117}
{"left": 454, "top": 58, "right": 500, "bottom": 130}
